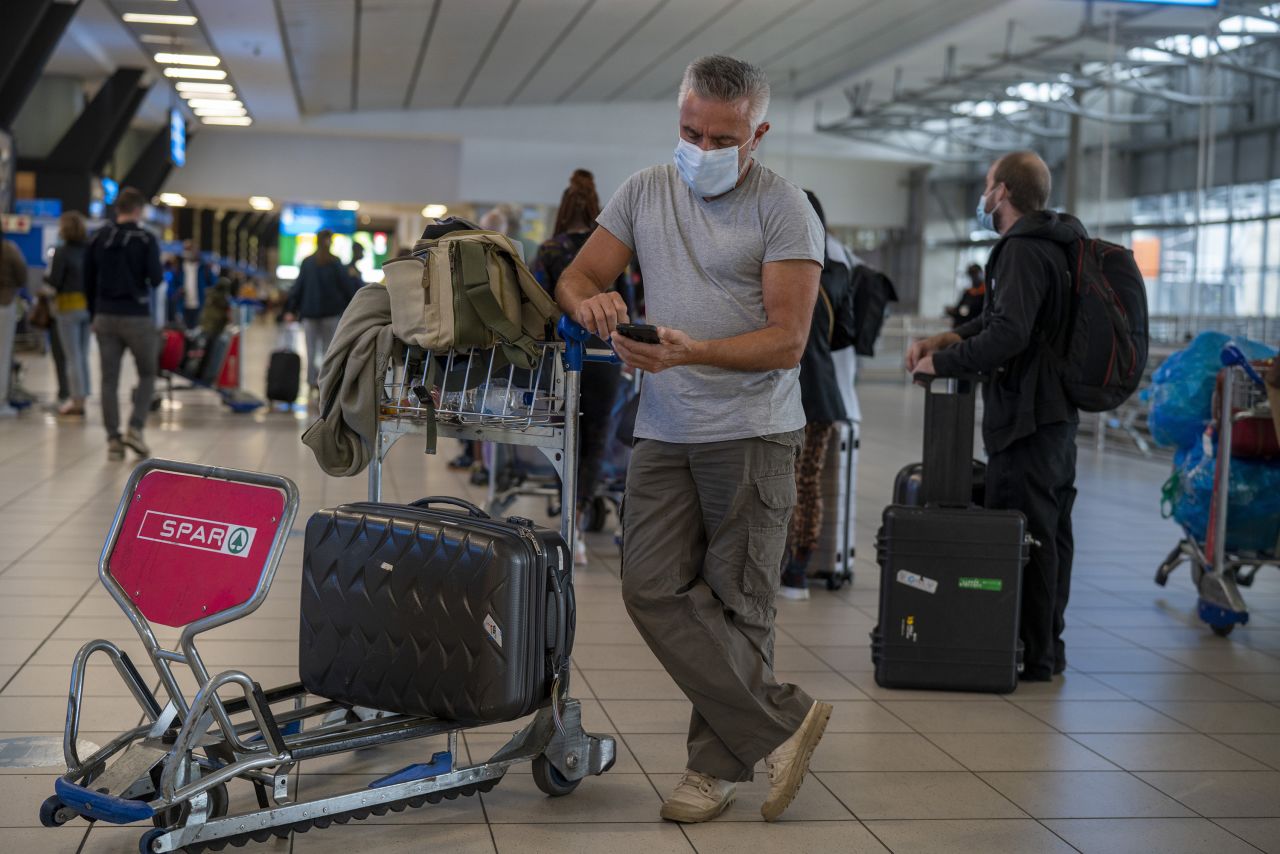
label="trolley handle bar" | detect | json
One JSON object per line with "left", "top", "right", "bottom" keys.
{"left": 558, "top": 316, "right": 622, "bottom": 370}
{"left": 1220, "top": 343, "right": 1268, "bottom": 387}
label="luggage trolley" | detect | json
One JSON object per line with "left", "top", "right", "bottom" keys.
{"left": 1156, "top": 344, "right": 1280, "bottom": 636}
{"left": 40, "top": 325, "right": 617, "bottom": 854}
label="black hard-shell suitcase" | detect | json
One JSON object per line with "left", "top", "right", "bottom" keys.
{"left": 873, "top": 505, "right": 1027, "bottom": 693}
{"left": 872, "top": 374, "right": 1027, "bottom": 693}
{"left": 299, "top": 496, "right": 574, "bottom": 724}
{"left": 266, "top": 350, "right": 301, "bottom": 403}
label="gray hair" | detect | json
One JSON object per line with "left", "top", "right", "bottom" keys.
{"left": 678, "top": 55, "right": 770, "bottom": 127}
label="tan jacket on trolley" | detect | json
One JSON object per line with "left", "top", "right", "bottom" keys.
{"left": 302, "top": 284, "right": 395, "bottom": 477}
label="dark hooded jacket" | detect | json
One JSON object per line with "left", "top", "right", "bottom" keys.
{"left": 933, "top": 211, "right": 1086, "bottom": 453}
{"left": 83, "top": 221, "right": 163, "bottom": 318}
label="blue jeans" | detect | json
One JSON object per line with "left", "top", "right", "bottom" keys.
{"left": 55, "top": 309, "right": 92, "bottom": 400}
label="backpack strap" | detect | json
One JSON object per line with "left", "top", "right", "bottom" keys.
{"left": 817, "top": 284, "right": 835, "bottom": 345}
{"left": 455, "top": 241, "right": 543, "bottom": 370}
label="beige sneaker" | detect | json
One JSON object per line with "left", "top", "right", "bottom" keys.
{"left": 761, "top": 701, "right": 833, "bottom": 822}
{"left": 659, "top": 769, "right": 736, "bottom": 823}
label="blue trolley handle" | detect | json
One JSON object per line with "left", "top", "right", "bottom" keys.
{"left": 1220, "top": 343, "right": 1267, "bottom": 387}
{"left": 558, "top": 316, "right": 622, "bottom": 371}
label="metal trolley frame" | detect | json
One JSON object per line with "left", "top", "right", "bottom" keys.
{"left": 40, "top": 319, "right": 617, "bottom": 854}
{"left": 1156, "top": 350, "right": 1280, "bottom": 636}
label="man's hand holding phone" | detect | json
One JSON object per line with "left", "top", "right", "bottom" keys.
{"left": 612, "top": 324, "right": 700, "bottom": 374}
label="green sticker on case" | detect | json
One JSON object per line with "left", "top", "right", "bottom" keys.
{"left": 958, "top": 577, "right": 1003, "bottom": 592}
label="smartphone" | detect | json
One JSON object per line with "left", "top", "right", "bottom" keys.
{"left": 615, "top": 323, "right": 661, "bottom": 345}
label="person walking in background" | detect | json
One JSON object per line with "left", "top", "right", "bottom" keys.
{"left": 779, "top": 191, "right": 854, "bottom": 600}
{"left": 908, "top": 150, "right": 1083, "bottom": 681}
{"left": 345, "top": 242, "right": 366, "bottom": 289}
{"left": 532, "top": 169, "right": 626, "bottom": 566}
{"left": 284, "top": 229, "right": 359, "bottom": 392}
{"left": 174, "top": 240, "right": 213, "bottom": 329}
{"left": 84, "top": 187, "right": 164, "bottom": 459}
{"left": 946, "top": 263, "right": 986, "bottom": 328}
{"left": 0, "top": 224, "right": 29, "bottom": 418}
{"left": 47, "top": 211, "right": 92, "bottom": 418}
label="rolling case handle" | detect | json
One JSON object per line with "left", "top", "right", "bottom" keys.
{"left": 410, "top": 496, "right": 491, "bottom": 518}
{"left": 913, "top": 372, "right": 984, "bottom": 508}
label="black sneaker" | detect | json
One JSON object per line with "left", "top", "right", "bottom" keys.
{"left": 107, "top": 437, "right": 126, "bottom": 461}
{"left": 122, "top": 428, "right": 150, "bottom": 457}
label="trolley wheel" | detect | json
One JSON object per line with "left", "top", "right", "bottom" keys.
{"left": 139, "top": 827, "right": 166, "bottom": 854}
{"left": 1211, "top": 622, "right": 1236, "bottom": 638}
{"left": 151, "top": 781, "right": 229, "bottom": 829}
{"left": 531, "top": 755, "right": 581, "bottom": 797}
{"left": 825, "top": 573, "right": 845, "bottom": 592}
{"left": 40, "top": 796, "right": 69, "bottom": 828}
{"left": 582, "top": 497, "right": 609, "bottom": 533}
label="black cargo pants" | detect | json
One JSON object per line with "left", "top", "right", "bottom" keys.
{"left": 985, "top": 421, "right": 1078, "bottom": 680}
{"left": 621, "top": 430, "right": 814, "bottom": 782}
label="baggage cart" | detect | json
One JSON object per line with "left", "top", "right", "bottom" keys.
{"left": 1156, "top": 344, "right": 1280, "bottom": 636}
{"left": 39, "top": 317, "right": 617, "bottom": 853}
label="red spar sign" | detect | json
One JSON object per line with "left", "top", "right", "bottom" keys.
{"left": 109, "top": 470, "right": 285, "bottom": 627}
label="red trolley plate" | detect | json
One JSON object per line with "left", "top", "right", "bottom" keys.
{"left": 109, "top": 470, "right": 286, "bottom": 627}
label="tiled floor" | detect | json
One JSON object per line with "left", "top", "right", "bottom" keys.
{"left": 2, "top": 321, "right": 1279, "bottom": 853}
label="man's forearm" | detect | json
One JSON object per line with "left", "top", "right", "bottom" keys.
{"left": 554, "top": 267, "right": 605, "bottom": 315}
{"left": 688, "top": 326, "right": 802, "bottom": 372}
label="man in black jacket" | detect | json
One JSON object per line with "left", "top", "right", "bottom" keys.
{"left": 907, "top": 151, "right": 1085, "bottom": 681}
{"left": 84, "top": 187, "right": 164, "bottom": 460}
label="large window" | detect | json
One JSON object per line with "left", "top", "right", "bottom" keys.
{"left": 1125, "top": 179, "right": 1280, "bottom": 318}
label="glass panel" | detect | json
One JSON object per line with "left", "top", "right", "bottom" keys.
{"left": 1155, "top": 226, "right": 1196, "bottom": 315}
{"left": 1132, "top": 194, "right": 1165, "bottom": 225}
{"left": 1266, "top": 218, "right": 1280, "bottom": 317}
{"left": 1201, "top": 187, "right": 1232, "bottom": 223}
{"left": 1229, "top": 221, "right": 1264, "bottom": 315}
{"left": 1231, "top": 183, "right": 1267, "bottom": 220}
{"left": 1197, "top": 224, "right": 1229, "bottom": 315}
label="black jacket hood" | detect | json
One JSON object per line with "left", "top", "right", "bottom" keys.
{"left": 1005, "top": 210, "right": 1089, "bottom": 246}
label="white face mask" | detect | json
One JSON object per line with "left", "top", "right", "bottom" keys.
{"left": 673, "top": 136, "right": 750, "bottom": 197}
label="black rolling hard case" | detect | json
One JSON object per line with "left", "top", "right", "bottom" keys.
{"left": 299, "top": 497, "right": 574, "bottom": 724}
{"left": 872, "top": 374, "right": 1028, "bottom": 694}
{"left": 266, "top": 350, "right": 301, "bottom": 403}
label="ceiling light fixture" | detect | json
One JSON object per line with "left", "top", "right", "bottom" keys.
{"left": 141, "top": 34, "right": 191, "bottom": 45}
{"left": 179, "top": 90, "right": 237, "bottom": 100}
{"left": 175, "top": 82, "right": 233, "bottom": 93}
{"left": 200, "top": 116, "right": 253, "bottom": 126}
{"left": 122, "top": 13, "right": 198, "bottom": 25}
{"left": 337, "top": 200, "right": 360, "bottom": 211}
{"left": 157, "top": 192, "right": 188, "bottom": 206}
{"left": 187, "top": 99, "right": 243, "bottom": 109}
{"left": 194, "top": 107, "right": 247, "bottom": 118}
{"left": 154, "top": 53, "right": 220, "bottom": 66}
{"left": 421, "top": 204, "right": 448, "bottom": 219}
{"left": 164, "top": 67, "right": 227, "bottom": 80}
{"left": 249, "top": 196, "right": 274, "bottom": 211}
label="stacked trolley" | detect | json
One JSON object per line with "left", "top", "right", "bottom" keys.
{"left": 1156, "top": 344, "right": 1280, "bottom": 636}
{"left": 40, "top": 316, "right": 616, "bottom": 853}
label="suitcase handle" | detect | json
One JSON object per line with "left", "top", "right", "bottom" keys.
{"left": 409, "top": 496, "right": 490, "bottom": 518}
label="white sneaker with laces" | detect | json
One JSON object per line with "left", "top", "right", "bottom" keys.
{"left": 761, "top": 700, "right": 833, "bottom": 821}
{"left": 659, "top": 769, "right": 736, "bottom": 823}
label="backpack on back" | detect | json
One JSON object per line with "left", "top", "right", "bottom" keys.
{"left": 850, "top": 265, "right": 898, "bottom": 357}
{"left": 1053, "top": 238, "right": 1150, "bottom": 412}
{"left": 381, "top": 219, "right": 560, "bottom": 369}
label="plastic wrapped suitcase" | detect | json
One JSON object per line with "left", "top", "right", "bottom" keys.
{"left": 872, "top": 374, "right": 1027, "bottom": 693}
{"left": 299, "top": 496, "right": 574, "bottom": 725}
{"left": 810, "top": 420, "right": 858, "bottom": 590}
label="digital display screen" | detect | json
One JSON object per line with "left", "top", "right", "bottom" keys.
{"left": 100, "top": 176, "right": 119, "bottom": 205}
{"left": 170, "top": 109, "right": 186, "bottom": 168}
{"left": 279, "top": 205, "right": 357, "bottom": 236}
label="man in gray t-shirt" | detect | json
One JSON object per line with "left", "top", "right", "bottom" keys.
{"left": 555, "top": 55, "right": 831, "bottom": 826}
